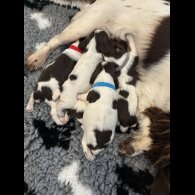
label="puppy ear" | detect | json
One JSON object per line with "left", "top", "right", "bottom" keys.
{"left": 33, "top": 91, "right": 43, "bottom": 102}
{"left": 78, "top": 32, "right": 95, "bottom": 51}
{"left": 90, "top": 62, "right": 103, "bottom": 84}
{"left": 95, "top": 31, "right": 109, "bottom": 53}
{"left": 33, "top": 91, "right": 40, "bottom": 100}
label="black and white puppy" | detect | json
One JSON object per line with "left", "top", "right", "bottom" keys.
{"left": 110, "top": 34, "right": 139, "bottom": 132}
{"left": 77, "top": 61, "right": 118, "bottom": 161}
{"left": 26, "top": 40, "right": 83, "bottom": 125}
{"left": 57, "top": 30, "right": 127, "bottom": 123}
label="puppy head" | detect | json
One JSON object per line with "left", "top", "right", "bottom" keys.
{"left": 33, "top": 86, "right": 53, "bottom": 103}
{"left": 82, "top": 128, "right": 113, "bottom": 161}
{"left": 95, "top": 30, "right": 128, "bottom": 59}
{"left": 33, "top": 90, "right": 44, "bottom": 103}
{"left": 78, "top": 32, "right": 95, "bottom": 52}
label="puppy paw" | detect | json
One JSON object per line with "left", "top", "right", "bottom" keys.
{"left": 26, "top": 104, "right": 33, "bottom": 112}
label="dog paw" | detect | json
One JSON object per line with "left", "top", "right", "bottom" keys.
{"left": 26, "top": 51, "right": 47, "bottom": 71}
{"left": 117, "top": 137, "right": 135, "bottom": 156}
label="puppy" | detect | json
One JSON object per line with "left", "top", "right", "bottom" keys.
{"left": 102, "top": 34, "right": 139, "bottom": 133}
{"left": 77, "top": 61, "right": 118, "bottom": 161}
{"left": 57, "top": 30, "right": 127, "bottom": 123}
{"left": 26, "top": 40, "right": 83, "bottom": 125}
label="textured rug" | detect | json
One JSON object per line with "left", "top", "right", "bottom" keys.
{"left": 24, "top": 2, "right": 155, "bottom": 195}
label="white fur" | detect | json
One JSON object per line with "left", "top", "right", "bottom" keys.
{"left": 30, "top": 13, "right": 51, "bottom": 30}
{"left": 58, "top": 161, "right": 92, "bottom": 195}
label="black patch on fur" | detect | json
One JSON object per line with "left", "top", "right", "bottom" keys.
{"left": 143, "top": 16, "right": 170, "bottom": 68}
{"left": 69, "top": 74, "right": 77, "bottom": 80}
{"left": 95, "top": 31, "right": 128, "bottom": 59}
{"left": 87, "top": 129, "right": 112, "bottom": 150}
{"left": 59, "top": 85, "right": 63, "bottom": 92}
{"left": 75, "top": 111, "right": 83, "bottom": 119}
{"left": 117, "top": 98, "right": 137, "bottom": 128}
{"left": 116, "top": 164, "right": 154, "bottom": 195}
{"left": 78, "top": 32, "right": 95, "bottom": 52}
{"left": 112, "top": 100, "right": 117, "bottom": 110}
{"left": 33, "top": 86, "right": 52, "bottom": 102}
{"left": 67, "top": 109, "right": 83, "bottom": 119}
{"left": 38, "top": 54, "right": 77, "bottom": 87}
{"left": 125, "top": 5, "right": 131, "bottom": 7}
{"left": 87, "top": 90, "right": 100, "bottom": 103}
{"left": 127, "top": 56, "right": 139, "bottom": 85}
{"left": 33, "top": 119, "right": 75, "bottom": 150}
{"left": 119, "top": 90, "right": 129, "bottom": 98}
{"left": 90, "top": 62, "right": 103, "bottom": 84}
{"left": 104, "top": 62, "right": 119, "bottom": 88}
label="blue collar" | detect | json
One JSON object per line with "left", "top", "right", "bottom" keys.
{"left": 92, "top": 82, "right": 116, "bottom": 90}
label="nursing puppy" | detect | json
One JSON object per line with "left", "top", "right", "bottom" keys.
{"left": 57, "top": 30, "right": 128, "bottom": 123}
{"left": 104, "top": 34, "right": 139, "bottom": 133}
{"left": 26, "top": 40, "right": 83, "bottom": 125}
{"left": 77, "top": 61, "right": 118, "bottom": 161}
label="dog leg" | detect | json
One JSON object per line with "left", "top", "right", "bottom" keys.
{"left": 127, "top": 85, "right": 138, "bottom": 128}
{"left": 118, "top": 112, "right": 152, "bottom": 156}
{"left": 26, "top": 93, "right": 34, "bottom": 112}
{"left": 26, "top": 4, "right": 106, "bottom": 70}
{"left": 50, "top": 101, "right": 65, "bottom": 125}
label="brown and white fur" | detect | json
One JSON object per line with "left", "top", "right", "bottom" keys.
{"left": 26, "top": 0, "right": 170, "bottom": 155}
{"left": 143, "top": 107, "right": 170, "bottom": 195}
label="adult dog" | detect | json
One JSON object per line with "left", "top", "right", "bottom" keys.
{"left": 26, "top": 0, "right": 170, "bottom": 156}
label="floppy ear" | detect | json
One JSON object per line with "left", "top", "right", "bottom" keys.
{"left": 95, "top": 31, "right": 110, "bottom": 53}
{"left": 90, "top": 62, "right": 103, "bottom": 84}
{"left": 78, "top": 32, "right": 95, "bottom": 51}
{"left": 33, "top": 91, "right": 44, "bottom": 102}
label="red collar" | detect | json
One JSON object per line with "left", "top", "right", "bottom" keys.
{"left": 69, "top": 45, "right": 82, "bottom": 53}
